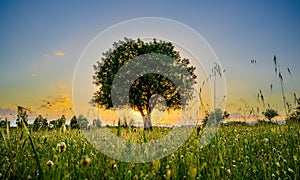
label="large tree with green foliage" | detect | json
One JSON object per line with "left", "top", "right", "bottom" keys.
{"left": 92, "top": 38, "right": 197, "bottom": 130}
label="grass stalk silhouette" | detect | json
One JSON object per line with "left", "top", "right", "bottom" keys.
{"left": 273, "top": 55, "right": 288, "bottom": 116}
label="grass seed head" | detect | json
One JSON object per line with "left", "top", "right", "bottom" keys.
{"left": 171, "top": 153, "right": 175, "bottom": 160}
{"left": 57, "top": 142, "right": 67, "bottom": 153}
{"left": 80, "top": 156, "right": 91, "bottom": 166}
{"left": 46, "top": 160, "right": 54, "bottom": 167}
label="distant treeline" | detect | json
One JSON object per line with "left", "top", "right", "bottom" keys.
{"left": 0, "top": 114, "right": 102, "bottom": 131}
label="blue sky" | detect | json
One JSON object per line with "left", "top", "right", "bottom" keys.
{"left": 1, "top": 0, "right": 300, "bottom": 120}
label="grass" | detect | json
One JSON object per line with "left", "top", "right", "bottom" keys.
{"left": 0, "top": 122, "right": 299, "bottom": 179}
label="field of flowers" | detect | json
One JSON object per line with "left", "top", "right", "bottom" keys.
{"left": 0, "top": 122, "right": 299, "bottom": 179}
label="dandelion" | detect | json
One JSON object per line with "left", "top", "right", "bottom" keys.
{"left": 46, "top": 160, "right": 54, "bottom": 167}
{"left": 112, "top": 164, "right": 117, "bottom": 170}
{"left": 80, "top": 156, "right": 91, "bottom": 166}
{"left": 163, "top": 148, "right": 168, "bottom": 153}
{"left": 57, "top": 142, "right": 67, "bottom": 153}
{"left": 180, "top": 155, "right": 184, "bottom": 160}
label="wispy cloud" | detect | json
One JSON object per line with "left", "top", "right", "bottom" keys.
{"left": 38, "top": 93, "right": 71, "bottom": 109}
{"left": 55, "top": 51, "right": 65, "bottom": 57}
{"left": 58, "top": 84, "right": 66, "bottom": 89}
{"left": 35, "top": 93, "right": 73, "bottom": 118}
{"left": 0, "top": 106, "right": 17, "bottom": 117}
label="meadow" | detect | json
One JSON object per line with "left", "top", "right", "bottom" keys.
{"left": 0, "top": 121, "right": 299, "bottom": 179}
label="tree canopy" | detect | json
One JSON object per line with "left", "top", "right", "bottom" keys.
{"left": 262, "top": 108, "right": 279, "bottom": 121}
{"left": 92, "top": 38, "right": 197, "bottom": 129}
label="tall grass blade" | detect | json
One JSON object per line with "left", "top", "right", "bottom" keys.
{"left": 28, "top": 133, "right": 44, "bottom": 180}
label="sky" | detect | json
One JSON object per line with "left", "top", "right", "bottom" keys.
{"left": 1, "top": 0, "right": 300, "bottom": 123}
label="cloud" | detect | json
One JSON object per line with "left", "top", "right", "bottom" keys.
{"left": 55, "top": 51, "right": 65, "bottom": 57}
{"left": 35, "top": 93, "right": 73, "bottom": 118}
{"left": 39, "top": 93, "right": 71, "bottom": 108}
{"left": 52, "top": 93, "right": 71, "bottom": 105}
{"left": 0, "top": 106, "right": 17, "bottom": 117}
{"left": 31, "top": 73, "right": 37, "bottom": 77}
{"left": 58, "top": 84, "right": 66, "bottom": 89}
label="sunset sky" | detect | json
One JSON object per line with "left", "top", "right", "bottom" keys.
{"left": 1, "top": 1, "right": 300, "bottom": 123}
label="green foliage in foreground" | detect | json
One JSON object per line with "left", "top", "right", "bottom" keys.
{"left": 0, "top": 123, "right": 299, "bottom": 179}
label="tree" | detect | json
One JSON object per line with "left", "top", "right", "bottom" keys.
{"left": 16, "top": 106, "right": 29, "bottom": 128}
{"left": 70, "top": 114, "right": 89, "bottom": 130}
{"left": 78, "top": 114, "right": 89, "bottom": 130}
{"left": 0, "top": 118, "right": 10, "bottom": 129}
{"left": 262, "top": 108, "right": 279, "bottom": 121}
{"left": 203, "top": 108, "right": 224, "bottom": 126}
{"left": 70, "top": 116, "right": 79, "bottom": 129}
{"left": 91, "top": 119, "right": 102, "bottom": 129}
{"left": 48, "top": 115, "right": 66, "bottom": 130}
{"left": 33, "top": 115, "right": 48, "bottom": 131}
{"left": 92, "top": 38, "right": 197, "bottom": 130}
{"left": 49, "top": 120, "right": 58, "bottom": 129}
{"left": 58, "top": 115, "right": 66, "bottom": 128}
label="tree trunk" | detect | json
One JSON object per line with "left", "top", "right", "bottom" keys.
{"left": 143, "top": 115, "right": 152, "bottom": 130}
{"left": 139, "top": 106, "right": 153, "bottom": 131}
